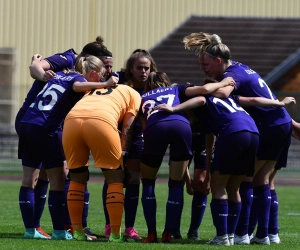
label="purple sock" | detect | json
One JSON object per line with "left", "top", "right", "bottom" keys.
{"left": 210, "top": 199, "right": 228, "bottom": 236}
{"left": 19, "top": 186, "right": 35, "bottom": 228}
{"left": 141, "top": 178, "right": 156, "bottom": 235}
{"left": 102, "top": 182, "right": 110, "bottom": 225}
{"left": 164, "top": 179, "right": 184, "bottom": 232}
{"left": 268, "top": 189, "right": 279, "bottom": 235}
{"left": 124, "top": 184, "right": 140, "bottom": 228}
{"left": 254, "top": 184, "right": 271, "bottom": 238}
{"left": 188, "top": 191, "right": 207, "bottom": 233}
{"left": 48, "top": 190, "right": 65, "bottom": 230}
{"left": 82, "top": 186, "right": 89, "bottom": 228}
{"left": 34, "top": 178, "right": 49, "bottom": 228}
{"left": 227, "top": 200, "right": 242, "bottom": 235}
{"left": 63, "top": 179, "right": 71, "bottom": 226}
{"left": 248, "top": 191, "right": 257, "bottom": 236}
{"left": 236, "top": 181, "right": 253, "bottom": 236}
{"left": 173, "top": 186, "right": 184, "bottom": 233}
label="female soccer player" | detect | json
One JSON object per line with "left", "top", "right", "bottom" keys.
{"left": 22, "top": 36, "right": 114, "bottom": 238}
{"left": 182, "top": 32, "right": 295, "bottom": 245}
{"left": 155, "top": 81, "right": 295, "bottom": 245}
{"left": 18, "top": 55, "right": 117, "bottom": 240}
{"left": 102, "top": 49, "right": 157, "bottom": 240}
{"left": 139, "top": 72, "right": 234, "bottom": 243}
{"left": 62, "top": 81, "right": 141, "bottom": 243}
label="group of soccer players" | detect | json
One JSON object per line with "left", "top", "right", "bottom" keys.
{"left": 16, "top": 33, "right": 298, "bottom": 245}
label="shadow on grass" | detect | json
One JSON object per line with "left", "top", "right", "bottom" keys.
{"left": 0, "top": 233, "right": 24, "bottom": 238}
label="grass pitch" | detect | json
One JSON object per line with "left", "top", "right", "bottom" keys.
{"left": 0, "top": 180, "right": 299, "bottom": 249}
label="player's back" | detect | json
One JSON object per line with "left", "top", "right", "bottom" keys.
{"left": 21, "top": 71, "right": 85, "bottom": 133}
{"left": 66, "top": 84, "right": 141, "bottom": 128}
{"left": 193, "top": 94, "right": 258, "bottom": 137}
{"left": 224, "top": 62, "right": 291, "bottom": 129}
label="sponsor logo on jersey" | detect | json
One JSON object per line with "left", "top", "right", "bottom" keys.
{"left": 60, "top": 55, "right": 67, "bottom": 60}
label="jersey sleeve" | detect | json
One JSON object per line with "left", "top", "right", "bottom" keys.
{"left": 127, "top": 89, "right": 142, "bottom": 116}
{"left": 177, "top": 84, "right": 194, "bottom": 102}
{"left": 44, "top": 49, "right": 77, "bottom": 72}
{"left": 73, "top": 74, "right": 87, "bottom": 83}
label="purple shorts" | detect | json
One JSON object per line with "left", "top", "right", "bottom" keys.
{"left": 128, "top": 125, "right": 143, "bottom": 160}
{"left": 212, "top": 131, "right": 259, "bottom": 176}
{"left": 257, "top": 122, "right": 292, "bottom": 167}
{"left": 143, "top": 120, "right": 192, "bottom": 160}
{"left": 19, "top": 123, "right": 65, "bottom": 169}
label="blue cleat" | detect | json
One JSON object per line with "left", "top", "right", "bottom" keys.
{"left": 24, "top": 228, "right": 50, "bottom": 239}
{"left": 51, "top": 230, "right": 73, "bottom": 240}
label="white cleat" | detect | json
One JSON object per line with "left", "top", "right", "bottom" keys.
{"left": 207, "top": 235, "right": 230, "bottom": 246}
{"left": 268, "top": 233, "right": 281, "bottom": 244}
{"left": 250, "top": 235, "right": 270, "bottom": 245}
{"left": 234, "top": 234, "right": 250, "bottom": 244}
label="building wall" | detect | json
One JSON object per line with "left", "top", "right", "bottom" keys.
{"left": 1, "top": 0, "right": 300, "bottom": 122}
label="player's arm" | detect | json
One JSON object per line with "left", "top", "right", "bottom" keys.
{"left": 292, "top": 119, "right": 300, "bottom": 140}
{"left": 183, "top": 167, "right": 194, "bottom": 195}
{"left": 120, "top": 113, "right": 137, "bottom": 152}
{"left": 154, "top": 96, "right": 206, "bottom": 113}
{"left": 29, "top": 54, "right": 55, "bottom": 81}
{"left": 238, "top": 96, "right": 296, "bottom": 107}
{"left": 73, "top": 76, "right": 119, "bottom": 92}
{"left": 184, "top": 77, "right": 235, "bottom": 97}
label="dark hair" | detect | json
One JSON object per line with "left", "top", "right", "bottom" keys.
{"left": 80, "top": 36, "right": 113, "bottom": 58}
{"left": 144, "top": 72, "right": 172, "bottom": 92}
{"left": 123, "top": 49, "right": 157, "bottom": 81}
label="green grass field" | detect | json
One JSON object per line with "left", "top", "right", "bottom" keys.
{"left": 0, "top": 180, "right": 300, "bottom": 249}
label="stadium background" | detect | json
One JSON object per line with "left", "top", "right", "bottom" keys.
{"left": 0, "top": 0, "right": 300, "bottom": 181}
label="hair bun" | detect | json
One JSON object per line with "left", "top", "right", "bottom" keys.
{"left": 211, "top": 34, "right": 222, "bottom": 45}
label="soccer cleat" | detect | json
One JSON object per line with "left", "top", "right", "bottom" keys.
{"left": 51, "top": 230, "right": 73, "bottom": 240}
{"left": 36, "top": 227, "right": 51, "bottom": 239}
{"left": 234, "top": 234, "right": 250, "bottom": 244}
{"left": 187, "top": 230, "right": 200, "bottom": 241}
{"left": 108, "top": 233, "right": 125, "bottom": 243}
{"left": 228, "top": 233, "right": 234, "bottom": 245}
{"left": 249, "top": 233, "right": 254, "bottom": 241}
{"left": 207, "top": 235, "right": 230, "bottom": 246}
{"left": 250, "top": 236, "right": 270, "bottom": 245}
{"left": 171, "top": 231, "right": 182, "bottom": 239}
{"left": 104, "top": 224, "right": 110, "bottom": 238}
{"left": 64, "top": 225, "right": 73, "bottom": 235}
{"left": 268, "top": 233, "right": 281, "bottom": 244}
{"left": 143, "top": 231, "right": 158, "bottom": 243}
{"left": 24, "top": 228, "right": 50, "bottom": 239}
{"left": 161, "top": 231, "right": 172, "bottom": 243}
{"left": 73, "top": 230, "right": 94, "bottom": 241}
{"left": 124, "top": 227, "right": 142, "bottom": 240}
{"left": 83, "top": 227, "right": 100, "bottom": 239}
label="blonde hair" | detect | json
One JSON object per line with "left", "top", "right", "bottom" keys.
{"left": 74, "top": 56, "right": 105, "bottom": 75}
{"left": 182, "top": 32, "right": 231, "bottom": 61}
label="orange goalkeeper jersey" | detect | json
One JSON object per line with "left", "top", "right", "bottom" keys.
{"left": 65, "top": 84, "right": 141, "bottom": 127}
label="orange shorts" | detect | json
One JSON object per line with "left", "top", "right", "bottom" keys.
{"left": 62, "top": 117, "right": 122, "bottom": 170}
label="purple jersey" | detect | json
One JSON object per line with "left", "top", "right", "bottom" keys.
{"left": 20, "top": 71, "right": 85, "bottom": 134}
{"left": 221, "top": 61, "right": 291, "bottom": 130}
{"left": 44, "top": 48, "right": 77, "bottom": 72}
{"left": 191, "top": 93, "right": 259, "bottom": 137}
{"left": 141, "top": 85, "right": 190, "bottom": 130}
{"left": 17, "top": 49, "right": 77, "bottom": 116}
